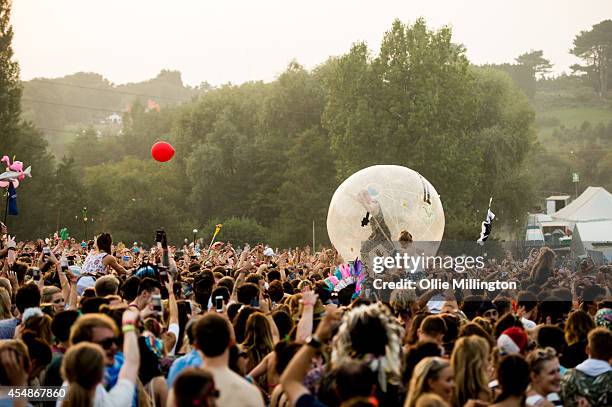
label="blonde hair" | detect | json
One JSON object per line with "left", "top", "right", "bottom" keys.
{"left": 451, "top": 336, "right": 491, "bottom": 407}
{"left": 242, "top": 312, "right": 274, "bottom": 370}
{"left": 0, "top": 278, "right": 12, "bottom": 298}
{"left": 404, "top": 357, "right": 450, "bottom": 407}
{"left": 61, "top": 342, "right": 105, "bottom": 407}
{"left": 0, "top": 287, "right": 12, "bottom": 319}
{"left": 23, "top": 314, "right": 53, "bottom": 344}
{"left": 0, "top": 340, "right": 30, "bottom": 385}
{"left": 526, "top": 347, "right": 557, "bottom": 375}
{"left": 42, "top": 286, "right": 62, "bottom": 303}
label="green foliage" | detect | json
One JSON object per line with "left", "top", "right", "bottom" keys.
{"left": 515, "top": 50, "right": 553, "bottom": 79}
{"left": 570, "top": 20, "right": 612, "bottom": 96}
{"left": 526, "top": 120, "right": 612, "bottom": 201}
{"left": 324, "top": 19, "right": 535, "bottom": 239}
{"left": 274, "top": 126, "right": 336, "bottom": 246}
{"left": 0, "top": 0, "right": 21, "bottom": 152}
{"left": 81, "top": 157, "right": 189, "bottom": 244}
{"left": 0, "top": 1, "right": 57, "bottom": 238}
{"left": 485, "top": 63, "right": 536, "bottom": 100}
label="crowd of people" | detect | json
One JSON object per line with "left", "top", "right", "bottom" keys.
{"left": 0, "top": 222, "right": 610, "bottom": 407}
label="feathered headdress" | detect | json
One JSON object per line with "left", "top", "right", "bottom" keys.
{"left": 323, "top": 259, "right": 365, "bottom": 298}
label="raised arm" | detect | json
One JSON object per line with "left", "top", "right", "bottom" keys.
{"left": 165, "top": 274, "right": 179, "bottom": 326}
{"left": 66, "top": 273, "right": 78, "bottom": 310}
{"left": 105, "top": 255, "right": 128, "bottom": 275}
{"left": 295, "top": 291, "right": 316, "bottom": 343}
{"left": 118, "top": 308, "right": 141, "bottom": 383}
{"left": 281, "top": 309, "right": 342, "bottom": 405}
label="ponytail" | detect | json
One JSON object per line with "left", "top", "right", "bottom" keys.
{"left": 62, "top": 382, "right": 94, "bottom": 407}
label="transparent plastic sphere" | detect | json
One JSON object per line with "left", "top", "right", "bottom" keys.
{"left": 327, "top": 165, "right": 445, "bottom": 262}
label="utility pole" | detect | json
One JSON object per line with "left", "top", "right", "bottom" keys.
{"left": 312, "top": 220, "right": 315, "bottom": 251}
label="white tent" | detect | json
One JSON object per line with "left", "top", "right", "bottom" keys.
{"left": 552, "top": 187, "right": 612, "bottom": 222}
{"left": 571, "top": 220, "right": 612, "bottom": 261}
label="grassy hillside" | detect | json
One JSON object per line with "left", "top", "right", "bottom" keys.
{"left": 534, "top": 76, "right": 612, "bottom": 141}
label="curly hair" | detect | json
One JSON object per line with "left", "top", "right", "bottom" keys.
{"left": 331, "top": 303, "right": 404, "bottom": 392}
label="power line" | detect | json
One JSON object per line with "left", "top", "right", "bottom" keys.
{"left": 25, "top": 78, "right": 194, "bottom": 103}
{"left": 38, "top": 127, "right": 122, "bottom": 136}
{"left": 22, "top": 98, "right": 121, "bottom": 114}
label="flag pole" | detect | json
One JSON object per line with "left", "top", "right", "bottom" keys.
{"left": 312, "top": 220, "right": 315, "bottom": 251}
{"left": 3, "top": 187, "right": 8, "bottom": 225}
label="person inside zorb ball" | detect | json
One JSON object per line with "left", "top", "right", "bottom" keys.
{"left": 327, "top": 165, "right": 445, "bottom": 297}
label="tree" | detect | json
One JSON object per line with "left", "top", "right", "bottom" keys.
{"left": 515, "top": 50, "right": 553, "bottom": 79}
{"left": 0, "top": 1, "right": 58, "bottom": 238}
{"left": 52, "top": 157, "right": 88, "bottom": 237}
{"left": 571, "top": 20, "right": 612, "bottom": 97}
{"left": 82, "top": 157, "right": 189, "bottom": 244}
{"left": 274, "top": 126, "right": 336, "bottom": 246}
{"left": 324, "top": 18, "right": 536, "bottom": 239}
{"left": 0, "top": 0, "right": 21, "bottom": 152}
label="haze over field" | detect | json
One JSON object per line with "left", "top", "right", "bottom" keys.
{"left": 11, "top": 0, "right": 612, "bottom": 86}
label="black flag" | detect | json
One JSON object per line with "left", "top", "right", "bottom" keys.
{"left": 477, "top": 198, "right": 494, "bottom": 245}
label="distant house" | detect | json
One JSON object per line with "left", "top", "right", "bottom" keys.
{"left": 145, "top": 99, "right": 161, "bottom": 113}
{"left": 105, "top": 113, "right": 122, "bottom": 124}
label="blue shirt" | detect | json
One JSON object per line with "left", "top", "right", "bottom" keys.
{"left": 105, "top": 351, "right": 138, "bottom": 407}
{"left": 167, "top": 349, "right": 203, "bottom": 388}
{"left": 0, "top": 318, "right": 19, "bottom": 339}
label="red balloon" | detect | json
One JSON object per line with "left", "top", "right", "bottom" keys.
{"left": 151, "top": 141, "right": 175, "bottom": 162}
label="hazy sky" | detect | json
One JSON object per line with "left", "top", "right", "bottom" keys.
{"left": 11, "top": 0, "right": 612, "bottom": 86}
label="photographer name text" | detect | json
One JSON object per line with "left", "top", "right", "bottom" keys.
{"left": 373, "top": 278, "right": 517, "bottom": 292}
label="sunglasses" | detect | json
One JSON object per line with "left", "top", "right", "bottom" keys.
{"left": 52, "top": 298, "right": 64, "bottom": 304}
{"left": 94, "top": 337, "right": 120, "bottom": 350}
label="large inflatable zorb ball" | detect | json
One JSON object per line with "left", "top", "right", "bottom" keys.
{"left": 327, "top": 165, "right": 445, "bottom": 262}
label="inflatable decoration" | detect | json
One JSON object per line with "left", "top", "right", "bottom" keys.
{"left": 0, "top": 156, "right": 31, "bottom": 188}
{"left": 327, "top": 165, "right": 445, "bottom": 263}
{"left": 151, "top": 141, "right": 175, "bottom": 162}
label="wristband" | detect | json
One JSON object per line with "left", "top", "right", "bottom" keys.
{"left": 122, "top": 324, "right": 136, "bottom": 333}
{"left": 123, "top": 320, "right": 137, "bottom": 326}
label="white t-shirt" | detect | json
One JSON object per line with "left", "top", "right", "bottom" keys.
{"left": 168, "top": 323, "right": 180, "bottom": 356}
{"left": 207, "top": 365, "right": 264, "bottom": 407}
{"left": 56, "top": 379, "right": 135, "bottom": 407}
